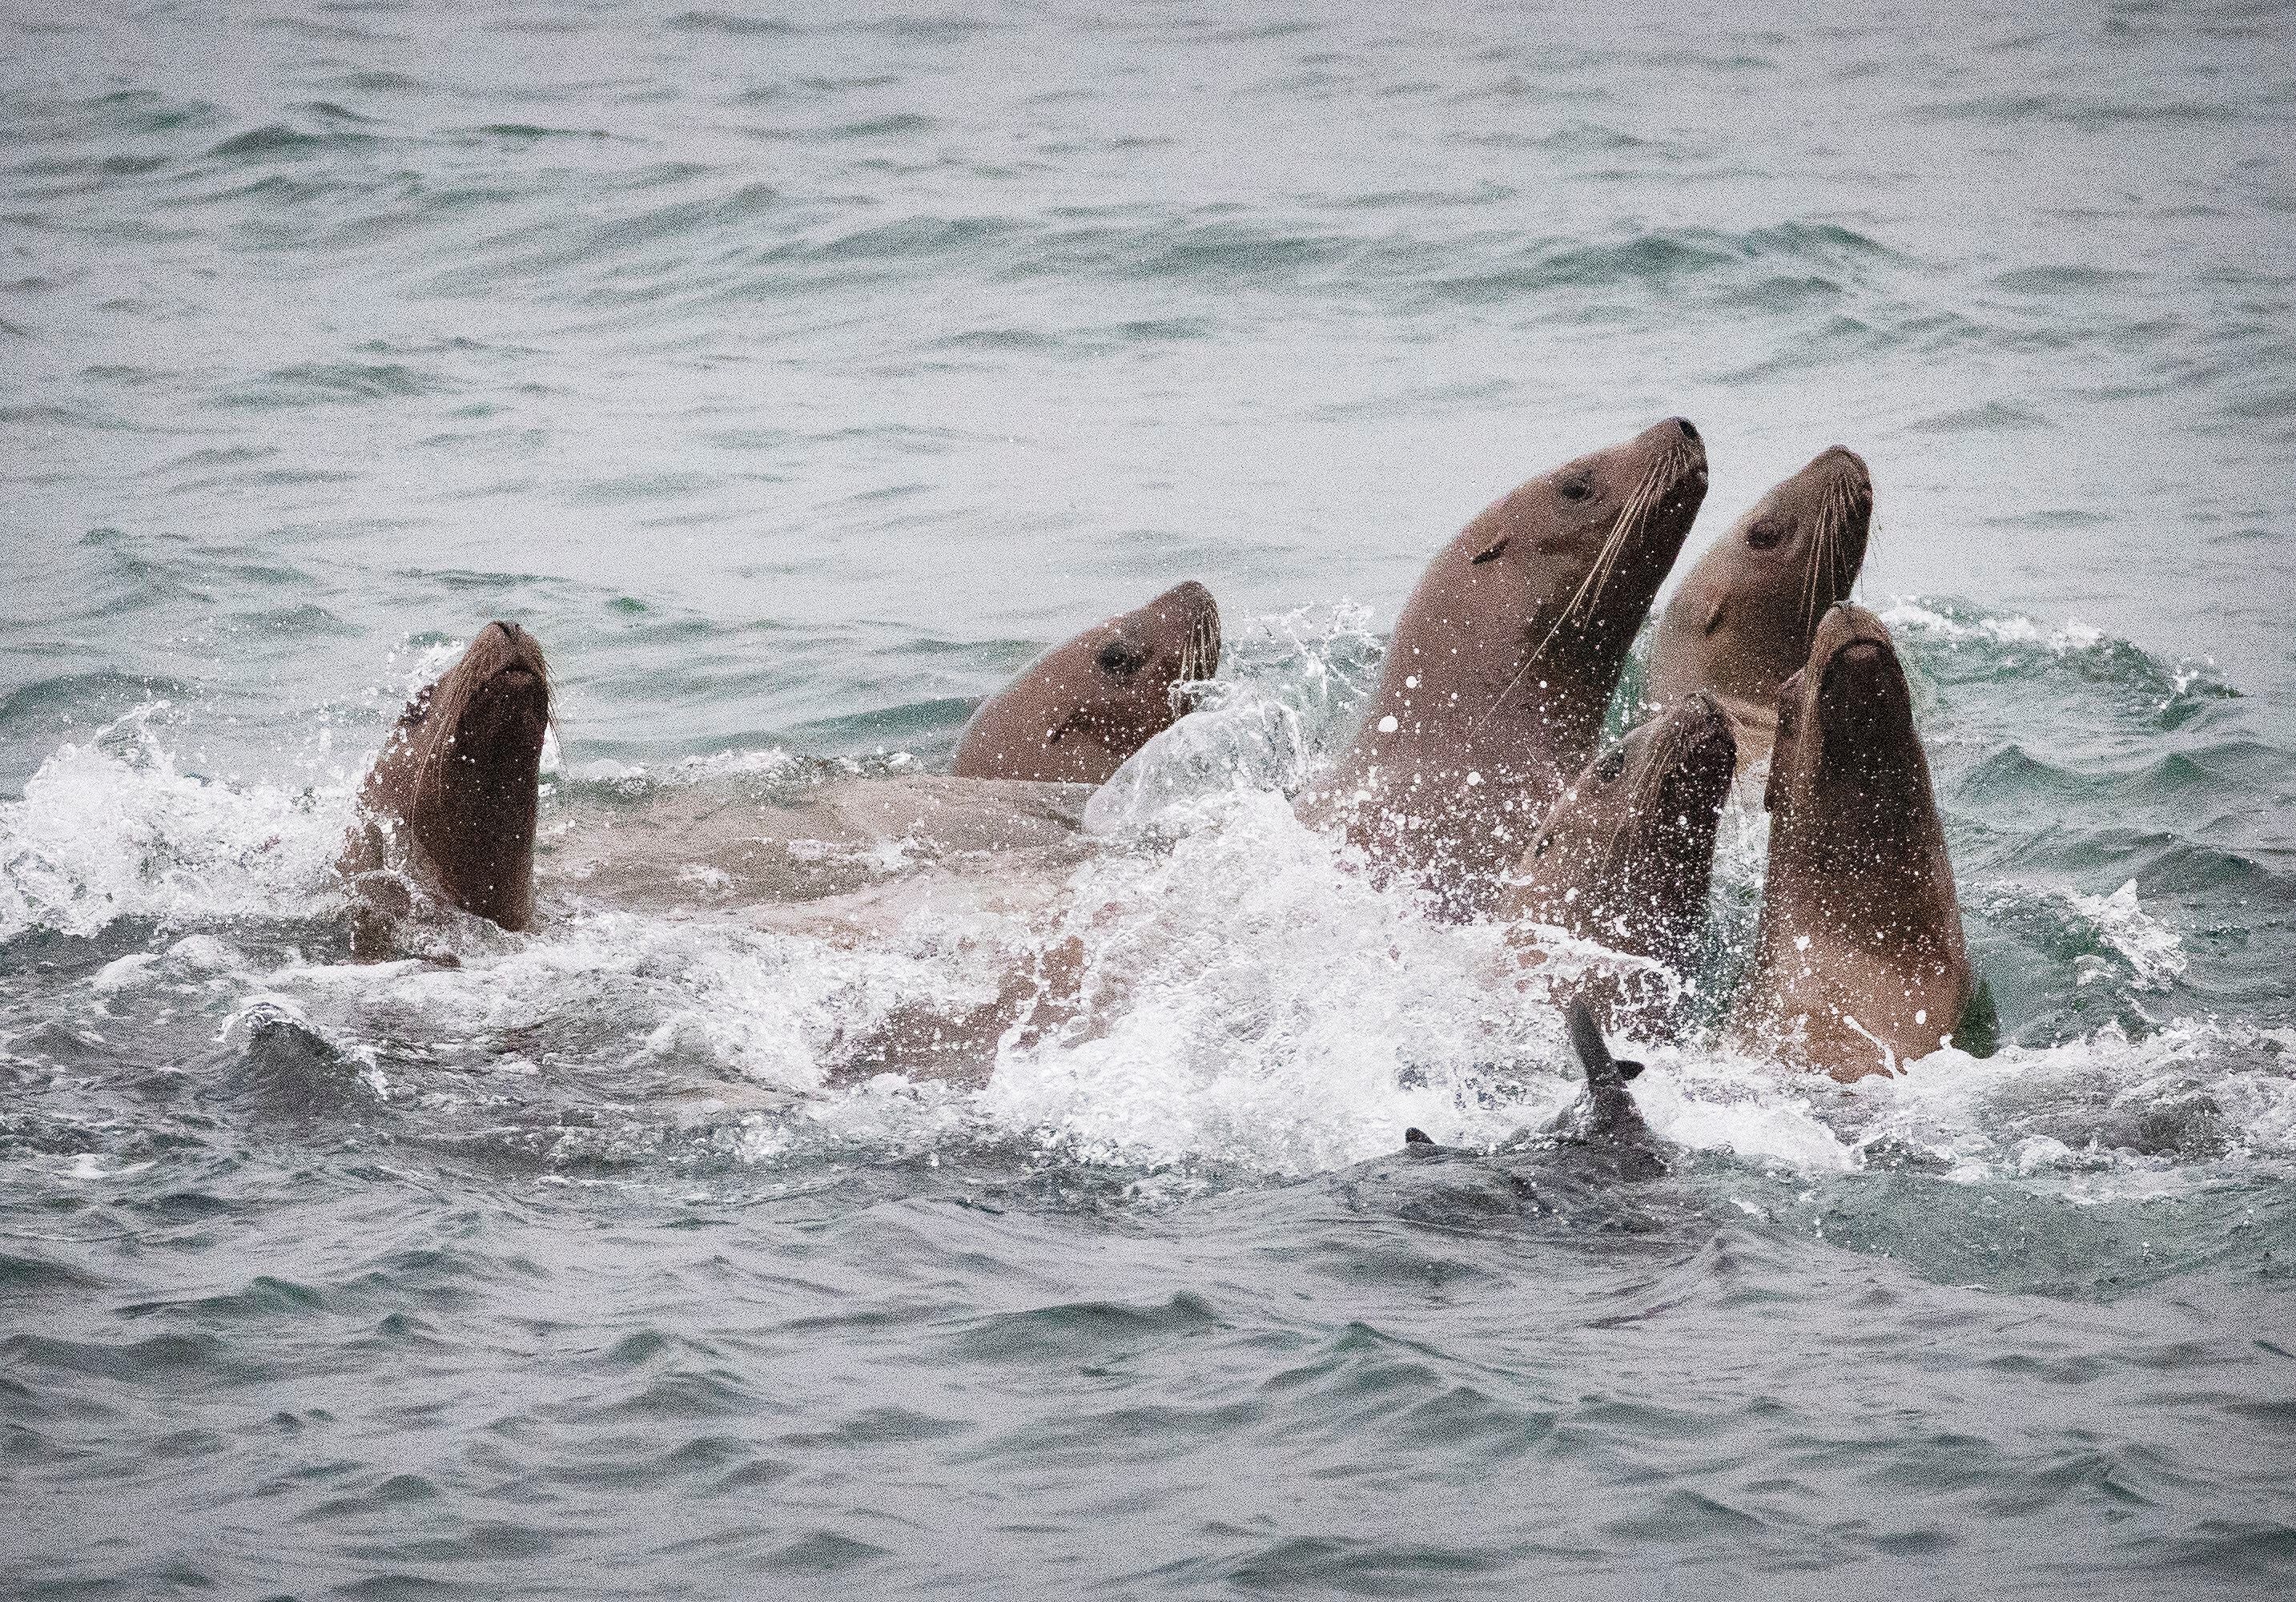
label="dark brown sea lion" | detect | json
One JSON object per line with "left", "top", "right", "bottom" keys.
{"left": 1498, "top": 692, "right": 1737, "bottom": 1029}
{"left": 338, "top": 622, "right": 551, "bottom": 954}
{"left": 1730, "top": 604, "right": 1974, "bottom": 1080}
{"left": 1644, "top": 446, "right": 1872, "bottom": 772}
{"left": 1297, "top": 418, "right": 1709, "bottom": 919}
{"left": 952, "top": 581, "right": 1221, "bottom": 784}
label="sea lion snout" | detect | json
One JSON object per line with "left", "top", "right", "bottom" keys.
{"left": 1151, "top": 579, "right": 1223, "bottom": 688}
{"left": 1676, "top": 687, "right": 1734, "bottom": 744}
{"left": 1815, "top": 444, "right": 1869, "bottom": 477}
{"left": 1637, "top": 415, "right": 1709, "bottom": 485}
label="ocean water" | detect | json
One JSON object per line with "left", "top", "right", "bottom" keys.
{"left": 5, "top": 1, "right": 2295, "bottom": 1596}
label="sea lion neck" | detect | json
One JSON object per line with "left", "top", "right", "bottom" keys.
{"left": 340, "top": 621, "right": 553, "bottom": 949}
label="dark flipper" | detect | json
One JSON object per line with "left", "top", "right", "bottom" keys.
{"left": 1550, "top": 995, "right": 1663, "bottom": 1167}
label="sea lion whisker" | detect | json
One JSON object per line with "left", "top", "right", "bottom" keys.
{"left": 1491, "top": 449, "right": 1679, "bottom": 739}
{"left": 1800, "top": 503, "right": 1825, "bottom": 634}
{"left": 1545, "top": 445, "right": 1675, "bottom": 654}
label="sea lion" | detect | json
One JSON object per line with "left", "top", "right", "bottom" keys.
{"left": 1730, "top": 604, "right": 1975, "bottom": 1080}
{"left": 1298, "top": 418, "right": 1709, "bottom": 918}
{"left": 1498, "top": 691, "right": 1737, "bottom": 1031}
{"left": 338, "top": 621, "right": 551, "bottom": 954}
{"left": 1361, "top": 996, "right": 1667, "bottom": 1227}
{"left": 1644, "top": 446, "right": 1872, "bottom": 772}
{"left": 951, "top": 580, "right": 1221, "bottom": 784}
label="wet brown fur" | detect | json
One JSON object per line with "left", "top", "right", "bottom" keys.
{"left": 952, "top": 581, "right": 1220, "bottom": 785}
{"left": 1501, "top": 692, "right": 1737, "bottom": 1030}
{"left": 1647, "top": 447, "right": 1873, "bottom": 771}
{"left": 1731, "top": 605, "right": 1972, "bottom": 1080}
{"left": 1297, "top": 418, "right": 1709, "bottom": 919}
{"left": 338, "top": 621, "right": 552, "bottom": 954}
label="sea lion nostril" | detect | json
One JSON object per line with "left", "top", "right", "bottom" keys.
{"left": 1675, "top": 418, "right": 1700, "bottom": 443}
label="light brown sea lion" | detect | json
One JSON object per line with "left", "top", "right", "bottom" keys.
{"left": 1730, "top": 604, "right": 1975, "bottom": 1080}
{"left": 951, "top": 581, "right": 1221, "bottom": 784}
{"left": 1499, "top": 692, "right": 1737, "bottom": 1030}
{"left": 338, "top": 622, "right": 551, "bottom": 954}
{"left": 1644, "top": 446, "right": 1872, "bottom": 772}
{"left": 541, "top": 772, "right": 1095, "bottom": 912}
{"left": 1297, "top": 418, "right": 1709, "bottom": 919}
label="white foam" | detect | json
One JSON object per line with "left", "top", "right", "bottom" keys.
{"left": 983, "top": 791, "right": 1572, "bottom": 1173}
{"left": 1084, "top": 683, "right": 1307, "bottom": 834}
{"left": 2067, "top": 878, "right": 2188, "bottom": 990}
{"left": 5, "top": 628, "right": 2283, "bottom": 1202}
{"left": 0, "top": 705, "right": 351, "bottom": 940}
{"left": 1879, "top": 599, "right": 2102, "bottom": 654}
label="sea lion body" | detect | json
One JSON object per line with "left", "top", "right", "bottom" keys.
{"left": 1299, "top": 418, "right": 1709, "bottom": 918}
{"left": 339, "top": 622, "right": 552, "bottom": 953}
{"left": 1731, "top": 605, "right": 1973, "bottom": 1080}
{"left": 1500, "top": 692, "right": 1737, "bottom": 1031}
{"left": 1646, "top": 447, "right": 1872, "bottom": 772}
{"left": 540, "top": 771, "right": 1094, "bottom": 914}
{"left": 952, "top": 581, "right": 1220, "bottom": 784}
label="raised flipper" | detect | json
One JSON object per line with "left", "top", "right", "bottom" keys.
{"left": 1526, "top": 995, "right": 1664, "bottom": 1177}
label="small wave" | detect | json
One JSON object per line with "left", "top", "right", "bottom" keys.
{"left": 464, "top": 123, "right": 613, "bottom": 143}
{"left": 1916, "top": 92, "right": 2248, "bottom": 128}
{"left": 0, "top": 670, "right": 192, "bottom": 737}
{"left": 1427, "top": 221, "right": 1894, "bottom": 307}
{"left": 217, "top": 361, "right": 447, "bottom": 409}
{"left": 2065, "top": 879, "right": 2189, "bottom": 989}
{"left": 14, "top": 90, "right": 221, "bottom": 142}
{"left": 667, "top": 10, "right": 799, "bottom": 35}
{"left": 1904, "top": 399, "right": 2051, "bottom": 433}
{"left": 1980, "top": 879, "right": 2190, "bottom": 996}
{"left": 751, "top": 112, "right": 941, "bottom": 143}
{"left": 1880, "top": 598, "right": 2239, "bottom": 714}
{"left": 202, "top": 123, "right": 377, "bottom": 162}
{"left": 225, "top": 602, "right": 355, "bottom": 638}
{"left": 329, "top": 70, "right": 424, "bottom": 95}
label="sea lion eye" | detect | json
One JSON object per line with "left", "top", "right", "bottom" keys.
{"left": 1594, "top": 745, "right": 1627, "bottom": 783}
{"left": 1559, "top": 475, "right": 1594, "bottom": 503}
{"left": 1096, "top": 638, "right": 1148, "bottom": 678}
{"left": 1746, "top": 517, "right": 1786, "bottom": 551}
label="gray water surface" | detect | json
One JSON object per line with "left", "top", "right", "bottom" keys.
{"left": 4, "top": 2, "right": 2294, "bottom": 1596}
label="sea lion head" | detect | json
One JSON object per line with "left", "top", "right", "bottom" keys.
{"left": 1649, "top": 447, "right": 1872, "bottom": 744}
{"left": 374, "top": 620, "right": 552, "bottom": 929}
{"left": 1765, "top": 603, "right": 1930, "bottom": 847}
{"left": 952, "top": 580, "right": 1221, "bottom": 784}
{"left": 1483, "top": 417, "right": 1709, "bottom": 694}
{"left": 1510, "top": 690, "right": 1737, "bottom": 970}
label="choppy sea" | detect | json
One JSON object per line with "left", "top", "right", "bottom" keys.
{"left": 5, "top": 2, "right": 2294, "bottom": 1596}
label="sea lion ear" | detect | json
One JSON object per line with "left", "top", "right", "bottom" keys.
{"left": 1703, "top": 595, "right": 1728, "bottom": 637}
{"left": 1468, "top": 533, "right": 1510, "bottom": 565}
{"left": 1404, "top": 1127, "right": 1433, "bottom": 1145}
{"left": 1614, "top": 1060, "right": 1646, "bottom": 1081}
